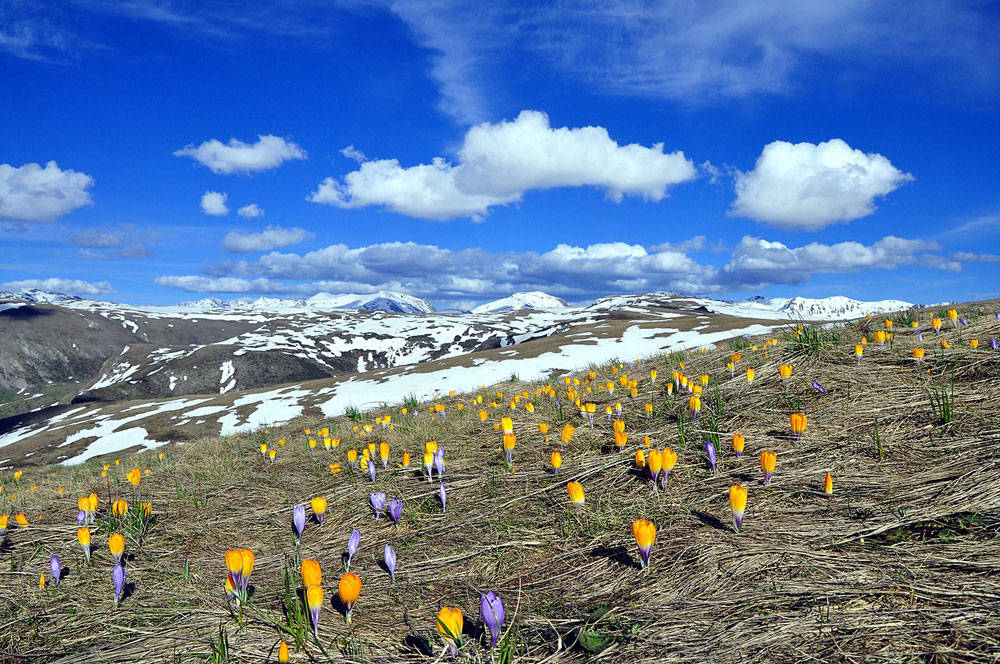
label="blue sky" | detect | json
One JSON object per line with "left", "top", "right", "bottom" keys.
{"left": 1, "top": 0, "right": 998, "bottom": 308}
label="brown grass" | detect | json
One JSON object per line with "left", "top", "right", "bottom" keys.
{"left": 2, "top": 304, "right": 1000, "bottom": 663}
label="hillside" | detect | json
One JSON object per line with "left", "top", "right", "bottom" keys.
{"left": 1, "top": 300, "right": 998, "bottom": 662}
{"left": 1, "top": 292, "right": 797, "bottom": 466}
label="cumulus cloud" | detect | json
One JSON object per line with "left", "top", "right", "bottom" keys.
{"left": 731, "top": 139, "right": 913, "bottom": 230}
{"left": 158, "top": 232, "right": 961, "bottom": 301}
{"left": 221, "top": 225, "right": 312, "bottom": 253}
{"left": 200, "top": 191, "right": 229, "bottom": 216}
{"left": 309, "top": 110, "right": 696, "bottom": 221}
{"left": 174, "top": 134, "right": 307, "bottom": 175}
{"left": 720, "top": 235, "right": 957, "bottom": 289}
{"left": 160, "top": 240, "right": 710, "bottom": 298}
{"left": 0, "top": 161, "right": 94, "bottom": 222}
{"left": 237, "top": 203, "right": 265, "bottom": 218}
{"left": 1, "top": 277, "right": 113, "bottom": 295}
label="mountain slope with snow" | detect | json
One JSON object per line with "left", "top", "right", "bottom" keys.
{"left": 693, "top": 295, "right": 914, "bottom": 321}
{"left": 175, "top": 291, "right": 435, "bottom": 314}
{"left": 473, "top": 291, "right": 569, "bottom": 313}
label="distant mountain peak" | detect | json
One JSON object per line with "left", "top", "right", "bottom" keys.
{"left": 0, "top": 288, "right": 83, "bottom": 304}
{"left": 473, "top": 291, "right": 569, "bottom": 313}
{"left": 178, "top": 290, "right": 435, "bottom": 314}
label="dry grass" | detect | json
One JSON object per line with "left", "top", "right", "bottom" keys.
{"left": 2, "top": 303, "right": 1000, "bottom": 663}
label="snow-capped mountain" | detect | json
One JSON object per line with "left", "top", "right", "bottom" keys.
{"left": 473, "top": 291, "right": 570, "bottom": 313}
{"left": 177, "top": 291, "right": 435, "bottom": 314}
{"left": 695, "top": 295, "right": 914, "bottom": 321}
{"left": 0, "top": 288, "right": 83, "bottom": 304}
{"left": 775, "top": 296, "right": 913, "bottom": 319}
{"left": 304, "top": 291, "right": 435, "bottom": 313}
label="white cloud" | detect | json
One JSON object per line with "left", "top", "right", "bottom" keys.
{"left": 237, "top": 203, "right": 265, "bottom": 218}
{"left": 310, "top": 157, "right": 509, "bottom": 221}
{"left": 310, "top": 110, "right": 696, "bottom": 220}
{"left": 158, "top": 231, "right": 961, "bottom": 300}
{"left": 200, "top": 191, "right": 229, "bottom": 216}
{"left": 162, "top": 239, "right": 710, "bottom": 299}
{"left": 221, "top": 225, "right": 312, "bottom": 253}
{"left": 0, "top": 161, "right": 94, "bottom": 222}
{"left": 70, "top": 229, "right": 121, "bottom": 248}
{"left": 953, "top": 251, "right": 1000, "bottom": 263}
{"left": 340, "top": 145, "right": 367, "bottom": 163}
{"left": 1, "top": 277, "right": 113, "bottom": 295}
{"left": 721, "top": 235, "right": 957, "bottom": 289}
{"left": 174, "top": 135, "right": 307, "bottom": 175}
{"left": 388, "top": 0, "right": 1000, "bottom": 120}
{"left": 68, "top": 225, "right": 154, "bottom": 260}
{"left": 731, "top": 139, "right": 913, "bottom": 230}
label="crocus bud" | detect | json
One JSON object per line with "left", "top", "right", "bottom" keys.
{"left": 384, "top": 544, "right": 397, "bottom": 582}
{"left": 50, "top": 555, "right": 61, "bottom": 585}
{"left": 306, "top": 584, "right": 324, "bottom": 637}
{"left": 705, "top": 441, "right": 717, "bottom": 472}
{"left": 632, "top": 519, "right": 656, "bottom": 569}
{"left": 311, "top": 497, "right": 327, "bottom": 525}
{"left": 481, "top": 590, "right": 506, "bottom": 649}
{"left": 760, "top": 450, "right": 776, "bottom": 485}
{"left": 370, "top": 492, "right": 387, "bottom": 519}
{"left": 346, "top": 529, "right": 361, "bottom": 570}
{"left": 78, "top": 527, "right": 91, "bottom": 562}
{"left": 730, "top": 484, "right": 748, "bottom": 532}
{"left": 297, "top": 557, "right": 319, "bottom": 587}
{"left": 338, "top": 573, "right": 362, "bottom": 624}
{"left": 732, "top": 434, "right": 745, "bottom": 458}
{"left": 293, "top": 505, "right": 306, "bottom": 543}
{"left": 113, "top": 564, "right": 126, "bottom": 607}
{"left": 790, "top": 412, "right": 807, "bottom": 441}
{"left": 109, "top": 533, "right": 125, "bottom": 563}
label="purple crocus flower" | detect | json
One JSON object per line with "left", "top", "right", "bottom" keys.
{"left": 439, "top": 482, "right": 447, "bottom": 512}
{"left": 918, "top": 331, "right": 924, "bottom": 342}
{"left": 76, "top": 510, "right": 87, "bottom": 525}
{"left": 50, "top": 555, "right": 61, "bottom": 586}
{"left": 705, "top": 441, "right": 717, "bottom": 473}
{"left": 995, "top": 312, "right": 999, "bottom": 320}
{"left": 384, "top": 544, "right": 396, "bottom": 582}
{"left": 959, "top": 317, "right": 968, "bottom": 326}
{"left": 113, "top": 564, "right": 126, "bottom": 607}
{"left": 991, "top": 337, "right": 999, "bottom": 351}
{"left": 367, "top": 459, "right": 376, "bottom": 482}
{"left": 388, "top": 497, "right": 403, "bottom": 524}
{"left": 370, "top": 492, "right": 386, "bottom": 519}
{"left": 433, "top": 449, "right": 445, "bottom": 478}
{"left": 293, "top": 504, "right": 306, "bottom": 543}
{"left": 481, "top": 591, "right": 506, "bottom": 649}
{"left": 811, "top": 381, "right": 826, "bottom": 395}
{"left": 346, "top": 529, "right": 361, "bottom": 570}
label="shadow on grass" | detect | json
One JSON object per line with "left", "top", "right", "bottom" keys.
{"left": 590, "top": 544, "right": 640, "bottom": 570}
{"left": 691, "top": 510, "right": 729, "bottom": 531}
